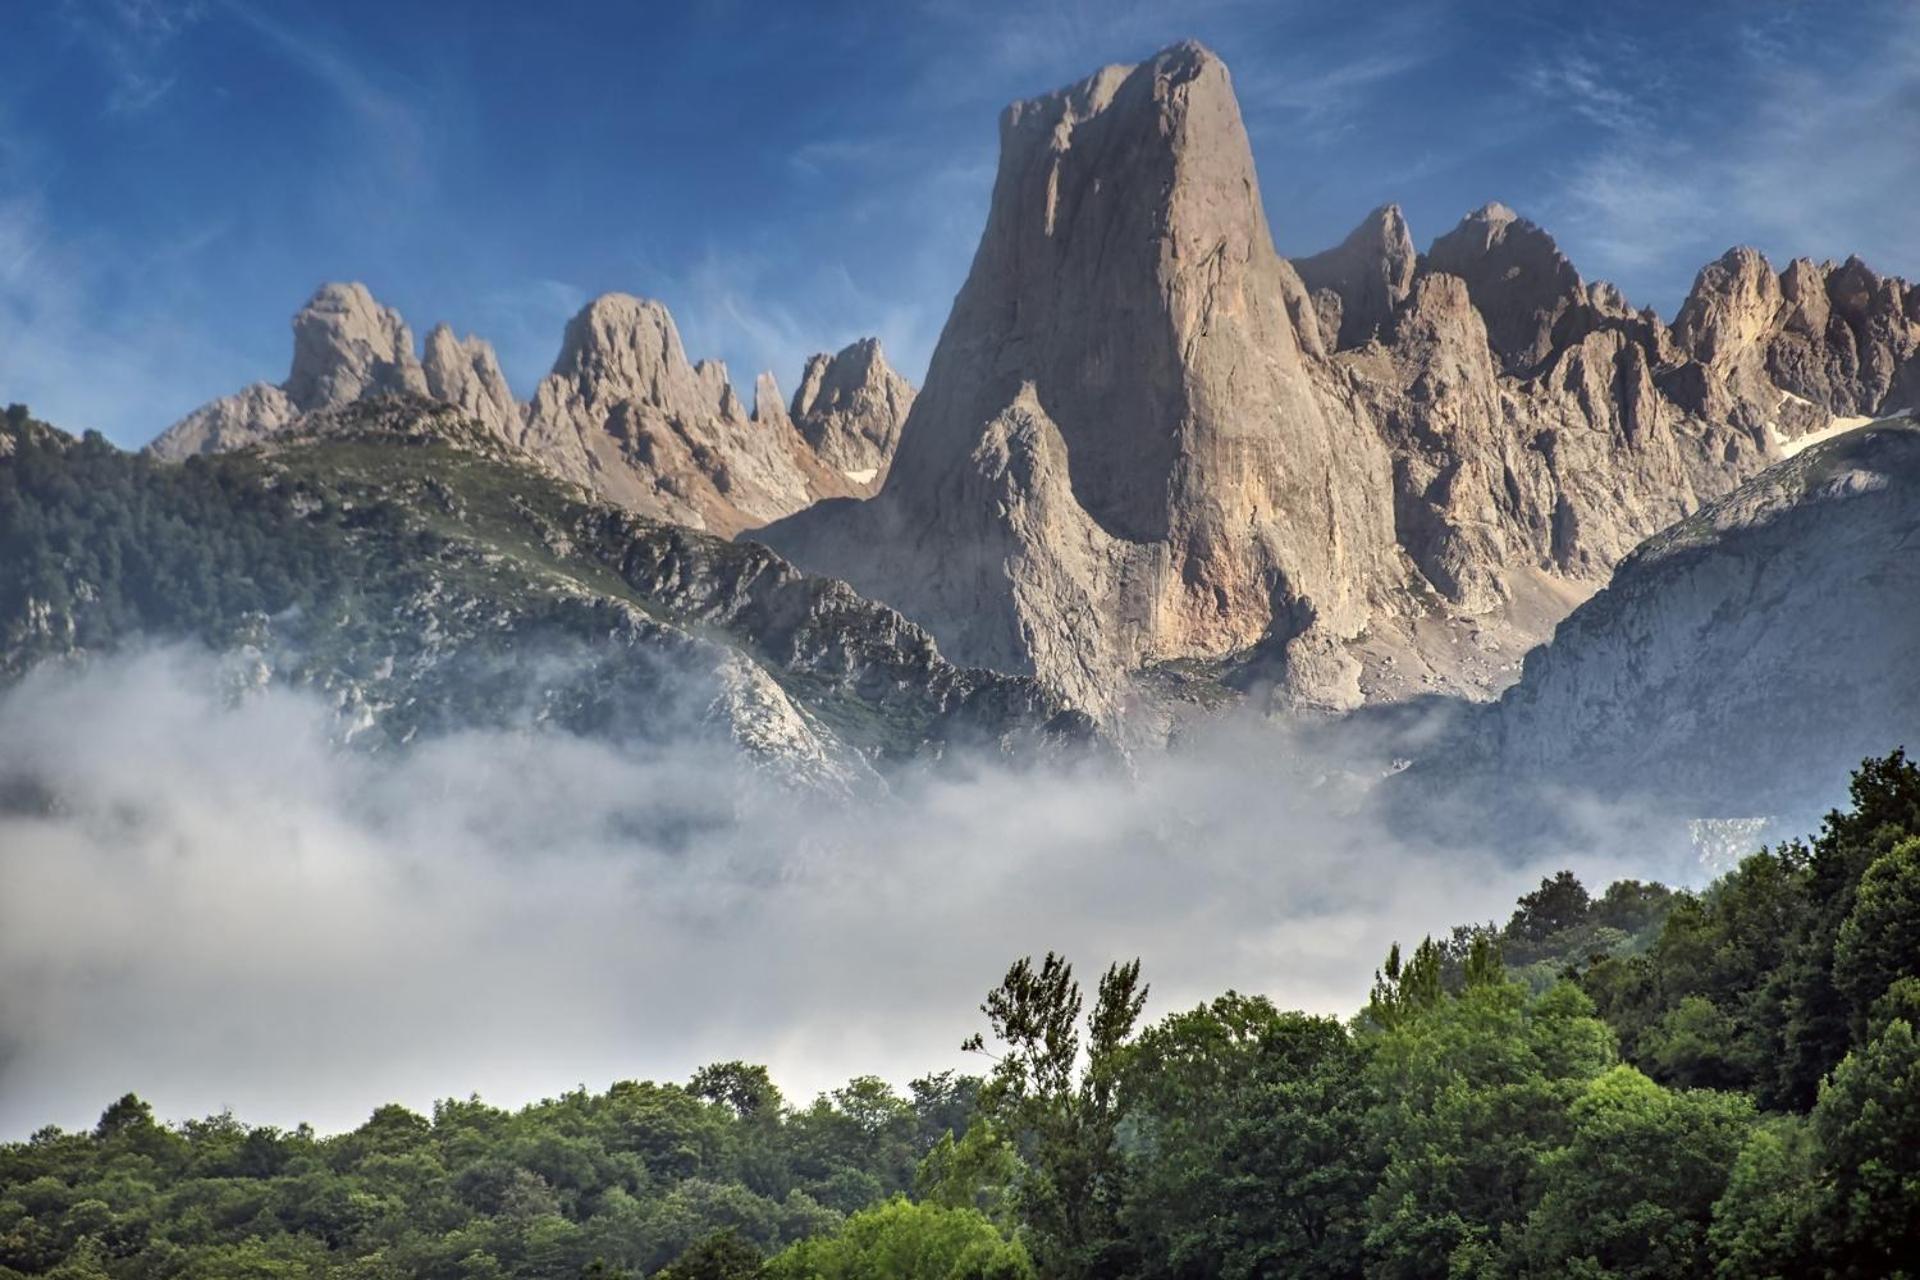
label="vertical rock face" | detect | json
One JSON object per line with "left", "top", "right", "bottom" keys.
{"left": 422, "top": 323, "right": 518, "bottom": 441}
{"left": 766, "top": 44, "right": 1920, "bottom": 721}
{"left": 150, "top": 284, "right": 914, "bottom": 534}
{"left": 789, "top": 338, "right": 915, "bottom": 491}
{"left": 285, "top": 282, "right": 429, "bottom": 409}
{"left": 137, "top": 41, "right": 1920, "bottom": 731}
{"left": 1675, "top": 250, "right": 1920, "bottom": 420}
{"left": 762, "top": 41, "right": 1405, "bottom": 714}
{"left": 517, "top": 294, "right": 867, "bottom": 535}
{"left": 1424, "top": 203, "right": 1588, "bottom": 374}
{"left": 1292, "top": 203, "right": 1417, "bottom": 349}
{"left": 151, "top": 283, "right": 433, "bottom": 460}
{"left": 1422, "top": 420, "right": 1920, "bottom": 826}
{"left": 152, "top": 283, "right": 470, "bottom": 461}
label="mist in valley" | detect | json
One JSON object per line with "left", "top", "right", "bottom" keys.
{"left": 0, "top": 645, "right": 1717, "bottom": 1138}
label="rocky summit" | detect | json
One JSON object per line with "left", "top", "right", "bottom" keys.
{"left": 762, "top": 41, "right": 1920, "bottom": 726}
{"left": 150, "top": 285, "right": 916, "bottom": 537}
{"left": 762, "top": 42, "right": 1409, "bottom": 720}
{"left": 1405, "top": 416, "right": 1920, "bottom": 836}
{"left": 129, "top": 41, "right": 1920, "bottom": 746}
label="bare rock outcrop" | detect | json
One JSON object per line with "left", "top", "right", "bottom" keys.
{"left": 762, "top": 41, "right": 1407, "bottom": 715}
{"left": 1675, "top": 248, "right": 1920, "bottom": 423}
{"left": 152, "top": 283, "right": 449, "bottom": 461}
{"left": 422, "top": 323, "right": 518, "bottom": 440}
{"left": 285, "top": 282, "right": 428, "bottom": 408}
{"left": 1415, "top": 419, "right": 1920, "bottom": 828}
{"left": 789, "top": 338, "right": 915, "bottom": 492}
{"left": 516, "top": 293, "right": 869, "bottom": 535}
{"left": 150, "top": 381, "right": 300, "bottom": 459}
{"left": 765, "top": 44, "right": 1920, "bottom": 722}
{"left": 1292, "top": 203, "right": 1416, "bottom": 350}
{"left": 138, "top": 42, "right": 1920, "bottom": 735}
{"left": 1423, "top": 202, "right": 1588, "bottom": 375}
{"left": 152, "top": 282, "right": 912, "bottom": 537}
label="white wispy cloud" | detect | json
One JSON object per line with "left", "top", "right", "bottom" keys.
{"left": 1520, "top": 51, "right": 1656, "bottom": 134}
{"left": 219, "top": 0, "right": 429, "bottom": 186}
{"left": 58, "top": 0, "right": 208, "bottom": 116}
{"left": 0, "top": 647, "right": 1692, "bottom": 1136}
{"left": 0, "top": 194, "right": 247, "bottom": 442}
{"left": 1539, "top": 3, "right": 1920, "bottom": 309}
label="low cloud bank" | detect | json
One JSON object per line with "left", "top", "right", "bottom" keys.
{"left": 0, "top": 647, "right": 1699, "bottom": 1138}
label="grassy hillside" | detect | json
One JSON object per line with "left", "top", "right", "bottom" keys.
{"left": 0, "top": 400, "right": 1085, "bottom": 770}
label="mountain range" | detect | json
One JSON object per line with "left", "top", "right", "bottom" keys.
{"left": 9, "top": 39, "right": 1920, "bottom": 825}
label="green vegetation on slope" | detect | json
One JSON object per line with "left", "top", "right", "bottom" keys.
{"left": 5, "top": 751, "right": 1917, "bottom": 1278}
{"left": 0, "top": 401, "right": 1080, "bottom": 762}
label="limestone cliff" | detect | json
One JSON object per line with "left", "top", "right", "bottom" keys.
{"left": 516, "top": 293, "right": 849, "bottom": 534}
{"left": 422, "top": 322, "right": 519, "bottom": 440}
{"left": 765, "top": 43, "right": 1920, "bottom": 723}
{"left": 761, "top": 41, "right": 1408, "bottom": 716}
{"left": 150, "top": 286, "right": 914, "bottom": 536}
{"left": 1413, "top": 418, "right": 1920, "bottom": 828}
{"left": 1673, "top": 248, "right": 1920, "bottom": 423}
{"left": 151, "top": 283, "right": 482, "bottom": 461}
{"left": 788, "top": 338, "right": 916, "bottom": 493}
{"left": 1292, "top": 203, "right": 1416, "bottom": 350}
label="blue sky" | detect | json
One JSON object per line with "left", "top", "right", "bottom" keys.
{"left": 3, "top": 0, "right": 1916, "bottom": 448}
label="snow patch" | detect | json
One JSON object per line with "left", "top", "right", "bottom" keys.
{"left": 1779, "top": 414, "right": 1880, "bottom": 459}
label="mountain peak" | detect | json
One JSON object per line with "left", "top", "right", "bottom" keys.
{"left": 547, "top": 292, "right": 717, "bottom": 424}
{"left": 1425, "top": 202, "right": 1584, "bottom": 372}
{"left": 751, "top": 371, "right": 790, "bottom": 427}
{"left": 150, "top": 281, "right": 427, "bottom": 460}
{"left": 787, "top": 338, "right": 914, "bottom": 485}
{"left": 422, "top": 323, "right": 518, "bottom": 440}
{"left": 286, "top": 281, "right": 427, "bottom": 412}
{"left": 763, "top": 41, "right": 1401, "bottom": 714}
{"left": 1294, "top": 203, "right": 1418, "bottom": 348}
{"left": 1673, "top": 246, "right": 1781, "bottom": 370}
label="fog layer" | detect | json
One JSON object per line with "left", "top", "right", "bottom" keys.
{"left": 0, "top": 648, "right": 1695, "bottom": 1137}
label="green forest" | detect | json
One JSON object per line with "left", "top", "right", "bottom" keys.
{"left": 4, "top": 751, "right": 1918, "bottom": 1279}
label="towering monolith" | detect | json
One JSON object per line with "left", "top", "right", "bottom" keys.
{"left": 761, "top": 41, "right": 1405, "bottom": 715}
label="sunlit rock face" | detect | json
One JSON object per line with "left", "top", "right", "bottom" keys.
{"left": 788, "top": 338, "right": 917, "bottom": 494}
{"left": 150, "top": 285, "right": 915, "bottom": 537}
{"left": 1413, "top": 419, "right": 1920, "bottom": 828}
{"left": 152, "top": 283, "right": 429, "bottom": 459}
{"left": 1293, "top": 202, "right": 1417, "bottom": 350}
{"left": 762, "top": 41, "right": 1411, "bottom": 717}
{"left": 423, "top": 322, "right": 518, "bottom": 441}
{"left": 759, "top": 42, "right": 1920, "bottom": 723}
{"left": 145, "top": 44, "right": 1920, "bottom": 733}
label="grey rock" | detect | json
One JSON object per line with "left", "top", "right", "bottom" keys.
{"left": 1675, "top": 248, "right": 1920, "bottom": 421}
{"left": 762, "top": 41, "right": 1406, "bottom": 717}
{"left": 1423, "top": 202, "right": 1587, "bottom": 374}
{"left": 148, "top": 382, "right": 298, "bottom": 461}
{"left": 153, "top": 281, "right": 915, "bottom": 539}
{"left": 1292, "top": 203, "right": 1416, "bottom": 349}
{"left": 151, "top": 282, "right": 439, "bottom": 459}
{"left": 422, "top": 323, "right": 518, "bottom": 441}
{"left": 788, "top": 338, "right": 915, "bottom": 493}
{"left": 518, "top": 293, "right": 866, "bottom": 535}
{"left": 285, "top": 282, "right": 428, "bottom": 410}
{"left": 1423, "top": 419, "right": 1920, "bottom": 825}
